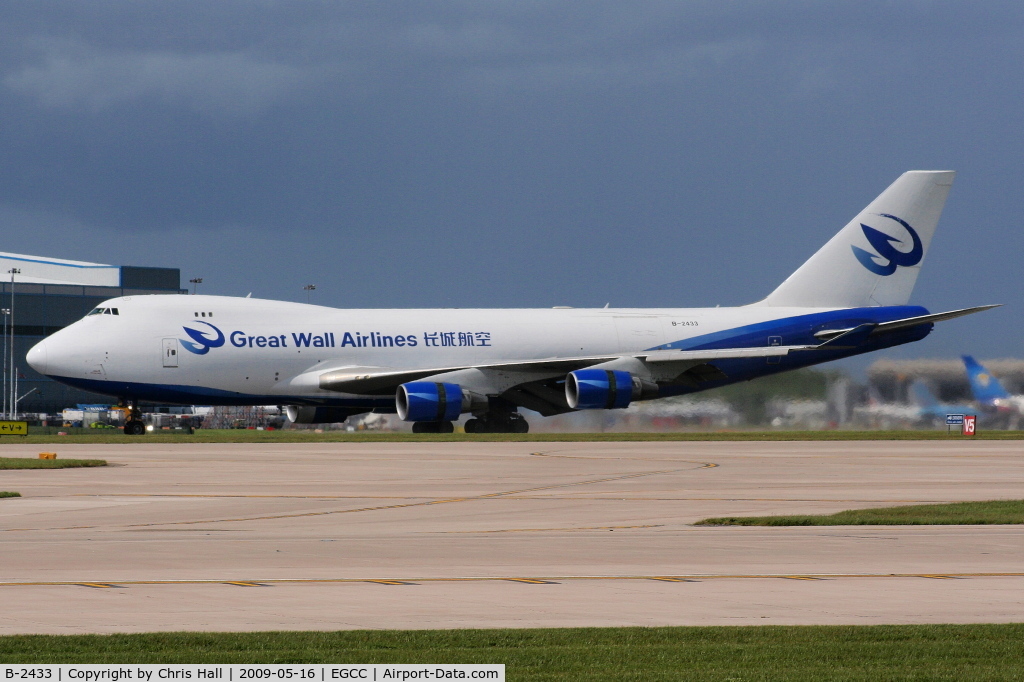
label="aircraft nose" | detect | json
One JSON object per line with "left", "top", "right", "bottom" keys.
{"left": 27, "top": 339, "right": 48, "bottom": 375}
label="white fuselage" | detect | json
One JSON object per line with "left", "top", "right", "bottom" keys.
{"left": 29, "top": 293, "right": 889, "bottom": 407}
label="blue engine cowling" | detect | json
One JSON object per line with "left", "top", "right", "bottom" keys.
{"left": 566, "top": 369, "right": 634, "bottom": 410}
{"left": 396, "top": 381, "right": 465, "bottom": 422}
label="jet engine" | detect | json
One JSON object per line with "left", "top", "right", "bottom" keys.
{"left": 565, "top": 368, "right": 658, "bottom": 410}
{"left": 396, "top": 381, "right": 486, "bottom": 422}
{"left": 285, "top": 405, "right": 362, "bottom": 424}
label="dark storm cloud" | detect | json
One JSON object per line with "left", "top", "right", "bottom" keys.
{"left": 4, "top": 2, "right": 1021, "bottom": 235}
{"left": 0, "top": 1, "right": 1022, "bottom": 363}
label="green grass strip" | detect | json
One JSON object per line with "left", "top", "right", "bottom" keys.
{"left": 0, "top": 457, "right": 107, "bottom": 470}
{"left": 9, "top": 428, "right": 1024, "bottom": 444}
{"left": 0, "top": 491, "right": 20, "bottom": 498}
{"left": 697, "top": 499, "right": 1024, "bottom": 526}
{"left": 1, "top": 625, "right": 1024, "bottom": 679}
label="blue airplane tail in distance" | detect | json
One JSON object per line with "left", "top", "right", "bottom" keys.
{"left": 962, "top": 355, "right": 1011, "bottom": 404}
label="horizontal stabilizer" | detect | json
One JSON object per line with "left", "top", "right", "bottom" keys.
{"left": 813, "top": 305, "right": 1000, "bottom": 341}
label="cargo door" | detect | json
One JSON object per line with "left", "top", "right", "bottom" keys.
{"left": 162, "top": 338, "right": 179, "bottom": 368}
{"left": 614, "top": 315, "right": 664, "bottom": 352}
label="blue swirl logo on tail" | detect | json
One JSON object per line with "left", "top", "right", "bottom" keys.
{"left": 180, "top": 321, "right": 225, "bottom": 355}
{"left": 851, "top": 213, "right": 923, "bottom": 276}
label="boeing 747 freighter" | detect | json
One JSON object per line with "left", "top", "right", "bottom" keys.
{"left": 27, "top": 171, "right": 996, "bottom": 433}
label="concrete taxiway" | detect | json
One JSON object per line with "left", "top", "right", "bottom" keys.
{"left": 1, "top": 440, "right": 1022, "bottom": 633}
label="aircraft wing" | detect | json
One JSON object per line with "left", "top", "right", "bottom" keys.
{"left": 316, "top": 344, "right": 813, "bottom": 396}
{"left": 315, "top": 304, "right": 1000, "bottom": 413}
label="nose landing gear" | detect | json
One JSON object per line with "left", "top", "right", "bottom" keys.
{"left": 121, "top": 399, "right": 146, "bottom": 436}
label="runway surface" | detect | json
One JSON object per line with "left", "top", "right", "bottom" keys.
{"left": 1, "top": 440, "right": 1022, "bottom": 633}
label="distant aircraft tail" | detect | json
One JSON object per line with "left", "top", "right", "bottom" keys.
{"left": 962, "top": 355, "right": 1011, "bottom": 404}
{"left": 759, "top": 171, "right": 955, "bottom": 308}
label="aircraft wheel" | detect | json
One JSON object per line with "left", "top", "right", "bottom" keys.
{"left": 412, "top": 421, "right": 453, "bottom": 434}
{"left": 464, "top": 419, "right": 480, "bottom": 434}
{"left": 124, "top": 420, "right": 146, "bottom": 435}
{"left": 511, "top": 418, "right": 529, "bottom": 434}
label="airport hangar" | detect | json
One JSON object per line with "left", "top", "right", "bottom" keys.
{"left": 0, "top": 251, "right": 184, "bottom": 416}
{"left": 867, "top": 358, "right": 1024, "bottom": 403}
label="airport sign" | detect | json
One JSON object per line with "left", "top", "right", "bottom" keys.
{"left": 0, "top": 420, "right": 27, "bottom": 436}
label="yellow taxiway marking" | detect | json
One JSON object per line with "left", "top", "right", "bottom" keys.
{"left": 440, "top": 524, "right": 662, "bottom": 534}
{"left": 0, "top": 572, "right": 1021, "bottom": 589}
{"left": 366, "top": 579, "right": 416, "bottom": 586}
{"left": 224, "top": 581, "right": 268, "bottom": 587}
{"left": 80, "top": 494, "right": 434, "bottom": 500}
{"left": 531, "top": 451, "right": 719, "bottom": 467}
{"left": 3, "top": 451, "right": 719, "bottom": 532}
{"left": 112, "top": 462, "right": 706, "bottom": 529}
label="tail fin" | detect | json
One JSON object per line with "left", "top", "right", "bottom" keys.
{"left": 760, "top": 171, "right": 955, "bottom": 308}
{"left": 962, "top": 355, "right": 1011, "bottom": 404}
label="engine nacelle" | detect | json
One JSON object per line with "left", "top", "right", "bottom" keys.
{"left": 566, "top": 369, "right": 658, "bottom": 410}
{"left": 286, "top": 405, "right": 361, "bottom": 424}
{"left": 396, "top": 381, "right": 486, "bottom": 422}
{"left": 566, "top": 369, "right": 633, "bottom": 409}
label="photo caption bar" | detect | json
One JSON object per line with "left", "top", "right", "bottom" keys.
{"left": 1, "top": 666, "right": 503, "bottom": 682}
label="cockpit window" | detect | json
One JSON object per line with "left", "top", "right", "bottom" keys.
{"left": 87, "top": 307, "right": 120, "bottom": 317}
{"left": 87, "top": 308, "right": 104, "bottom": 316}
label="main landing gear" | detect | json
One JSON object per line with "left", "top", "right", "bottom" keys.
{"left": 412, "top": 420, "right": 455, "bottom": 434}
{"left": 410, "top": 411, "right": 530, "bottom": 434}
{"left": 464, "top": 411, "right": 529, "bottom": 434}
{"left": 122, "top": 399, "right": 146, "bottom": 435}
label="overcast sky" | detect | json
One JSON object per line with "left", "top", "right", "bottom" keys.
{"left": 1, "top": 1, "right": 1021, "bottom": 367}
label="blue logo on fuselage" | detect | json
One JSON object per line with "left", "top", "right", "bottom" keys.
{"left": 851, "top": 213, "right": 923, "bottom": 276}
{"left": 180, "top": 321, "right": 226, "bottom": 355}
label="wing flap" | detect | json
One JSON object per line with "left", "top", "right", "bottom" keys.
{"left": 640, "top": 346, "right": 808, "bottom": 363}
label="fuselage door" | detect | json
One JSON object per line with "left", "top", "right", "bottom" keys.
{"left": 767, "top": 336, "right": 782, "bottom": 364}
{"left": 162, "top": 338, "right": 179, "bottom": 368}
{"left": 614, "top": 315, "right": 664, "bottom": 352}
